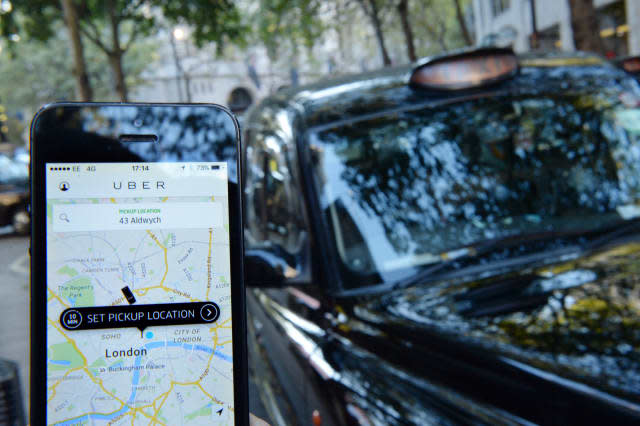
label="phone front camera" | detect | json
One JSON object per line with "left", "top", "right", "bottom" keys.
{"left": 133, "top": 118, "right": 143, "bottom": 127}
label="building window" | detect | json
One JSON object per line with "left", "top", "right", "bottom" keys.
{"left": 491, "top": 0, "right": 510, "bottom": 17}
{"left": 537, "top": 24, "right": 561, "bottom": 50}
{"left": 597, "top": 1, "right": 628, "bottom": 58}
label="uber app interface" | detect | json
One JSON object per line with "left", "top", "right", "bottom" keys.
{"left": 45, "top": 163, "right": 234, "bottom": 425}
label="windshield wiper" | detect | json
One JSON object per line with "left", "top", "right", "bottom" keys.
{"left": 581, "top": 217, "right": 640, "bottom": 251}
{"left": 391, "top": 218, "right": 640, "bottom": 291}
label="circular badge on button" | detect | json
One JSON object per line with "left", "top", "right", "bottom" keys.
{"left": 61, "top": 309, "right": 83, "bottom": 329}
{"left": 200, "top": 303, "right": 220, "bottom": 323}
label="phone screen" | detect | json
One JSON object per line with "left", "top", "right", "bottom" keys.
{"left": 45, "top": 161, "right": 235, "bottom": 424}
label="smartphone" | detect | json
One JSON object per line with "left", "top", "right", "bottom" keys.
{"left": 30, "top": 103, "right": 247, "bottom": 425}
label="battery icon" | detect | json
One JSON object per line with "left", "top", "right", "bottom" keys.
{"left": 210, "top": 165, "right": 220, "bottom": 170}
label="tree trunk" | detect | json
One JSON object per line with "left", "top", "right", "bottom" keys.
{"left": 169, "top": 32, "right": 185, "bottom": 101}
{"left": 183, "top": 74, "right": 192, "bottom": 103}
{"left": 568, "top": 0, "right": 604, "bottom": 54}
{"left": 108, "top": 4, "right": 128, "bottom": 101}
{"left": 397, "top": 0, "right": 417, "bottom": 61}
{"left": 108, "top": 53, "right": 128, "bottom": 102}
{"left": 358, "top": 0, "right": 392, "bottom": 66}
{"left": 60, "top": 0, "right": 93, "bottom": 101}
{"left": 453, "top": 0, "right": 473, "bottom": 46}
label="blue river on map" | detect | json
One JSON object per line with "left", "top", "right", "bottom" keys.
{"left": 54, "top": 340, "right": 231, "bottom": 425}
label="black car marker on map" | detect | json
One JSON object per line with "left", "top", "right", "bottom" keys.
{"left": 121, "top": 286, "right": 136, "bottom": 304}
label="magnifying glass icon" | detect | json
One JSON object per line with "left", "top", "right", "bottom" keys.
{"left": 59, "top": 213, "right": 70, "bottom": 223}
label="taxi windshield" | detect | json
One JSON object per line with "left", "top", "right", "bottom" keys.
{"left": 309, "top": 80, "right": 640, "bottom": 288}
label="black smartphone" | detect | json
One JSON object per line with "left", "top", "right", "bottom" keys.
{"left": 30, "top": 103, "right": 247, "bottom": 425}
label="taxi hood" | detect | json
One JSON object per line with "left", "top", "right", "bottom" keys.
{"left": 356, "top": 241, "right": 640, "bottom": 402}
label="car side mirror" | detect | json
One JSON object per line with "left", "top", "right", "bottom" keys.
{"left": 244, "top": 249, "right": 289, "bottom": 287}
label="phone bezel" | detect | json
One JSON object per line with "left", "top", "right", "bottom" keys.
{"left": 29, "top": 102, "right": 248, "bottom": 425}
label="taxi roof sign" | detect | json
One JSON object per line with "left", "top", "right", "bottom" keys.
{"left": 409, "top": 48, "right": 518, "bottom": 91}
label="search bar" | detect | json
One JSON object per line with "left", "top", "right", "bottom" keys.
{"left": 52, "top": 202, "right": 222, "bottom": 232}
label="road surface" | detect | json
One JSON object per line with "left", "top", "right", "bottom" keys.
{"left": 0, "top": 233, "right": 29, "bottom": 416}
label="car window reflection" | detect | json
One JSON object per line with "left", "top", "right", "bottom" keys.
{"left": 310, "top": 88, "right": 640, "bottom": 286}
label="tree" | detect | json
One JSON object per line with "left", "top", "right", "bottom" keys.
{"left": 357, "top": 0, "right": 392, "bottom": 66}
{"left": 2, "top": 0, "right": 247, "bottom": 102}
{"left": 252, "top": 0, "right": 324, "bottom": 62}
{"left": 0, "top": 22, "right": 154, "bottom": 113}
{"left": 79, "top": 0, "right": 247, "bottom": 101}
{"left": 1, "top": 0, "right": 95, "bottom": 101}
{"left": 568, "top": 0, "right": 604, "bottom": 54}
{"left": 397, "top": 0, "right": 416, "bottom": 62}
{"left": 411, "top": 0, "right": 471, "bottom": 56}
{"left": 60, "top": 0, "right": 92, "bottom": 100}
{"left": 159, "top": 0, "right": 247, "bottom": 51}
{"left": 453, "top": 0, "right": 473, "bottom": 46}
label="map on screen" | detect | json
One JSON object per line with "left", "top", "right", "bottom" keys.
{"left": 45, "top": 163, "right": 234, "bottom": 425}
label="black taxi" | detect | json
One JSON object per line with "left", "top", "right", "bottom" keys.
{"left": 242, "top": 48, "right": 640, "bottom": 425}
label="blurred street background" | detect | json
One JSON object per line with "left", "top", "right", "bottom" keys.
{"left": 1, "top": 0, "right": 640, "bottom": 424}
{"left": 0, "top": 232, "right": 29, "bottom": 410}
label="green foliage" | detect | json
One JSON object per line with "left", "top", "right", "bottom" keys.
{"left": 0, "top": 22, "right": 155, "bottom": 113}
{"left": 410, "top": 0, "right": 471, "bottom": 56}
{"left": 0, "top": 0, "right": 57, "bottom": 45}
{"left": 3, "top": 115, "right": 26, "bottom": 145}
{"left": 0, "top": 3, "right": 18, "bottom": 41}
{"left": 152, "top": 0, "right": 247, "bottom": 52}
{"left": 2, "top": 0, "right": 248, "bottom": 46}
{"left": 252, "top": 0, "right": 325, "bottom": 59}
{"left": 0, "top": 0, "right": 246, "bottom": 102}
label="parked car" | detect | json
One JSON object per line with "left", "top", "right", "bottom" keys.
{"left": 242, "top": 47, "right": 640, "bottom": 425}
{"left": 0, "top": 154, "right": 29, "bottom": 234}
{"left": 12, "top": 146, "right": 29, "bottom": 165}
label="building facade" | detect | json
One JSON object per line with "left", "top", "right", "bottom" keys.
{"left": 131, "top": 32, "right": 298, "bottom": 115}
{"left": 473, "top": 0, "right": 640, "bottom": 56}
{"left": 130, "top": 2, "right": 388, "bottom": 113}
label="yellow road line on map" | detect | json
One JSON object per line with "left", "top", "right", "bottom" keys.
{"left": 214, "top": 317, "right": 232, "bottom": 329}
{"left": 146, "top": 230, "right": 168, "bottom": 284}
{"left": 47, "top": 320, "right": 147, "bottom": 419}
{"left": 142, "top": 331, "right": 226, "bottom": 424}
{"left": 133, "top": 285, "right": 201, "bottom": 302}
{"left": 48, "top": 287, "right": 70, "bottom": 309}
{"left": 205, "top": 228, "right": 213, "bottom": 300}
{"left": 47, "top": 366, "right": 84, "bottom": 403}
{"left": 148, "top": 383, "right": 173, "bottom": 425}
{"left": 197, "top": 382, "right": 225, "bottom": 405}
{"left": 136, "top": 230, "right": 204, "bottom": 302}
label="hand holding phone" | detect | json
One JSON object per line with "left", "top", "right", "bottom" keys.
{"left": 30, "top": 104, "right": 248, "bottom": 425}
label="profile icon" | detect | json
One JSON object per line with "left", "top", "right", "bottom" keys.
{"left": 59, "top": 182, "right": 70, "bottom": 191}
